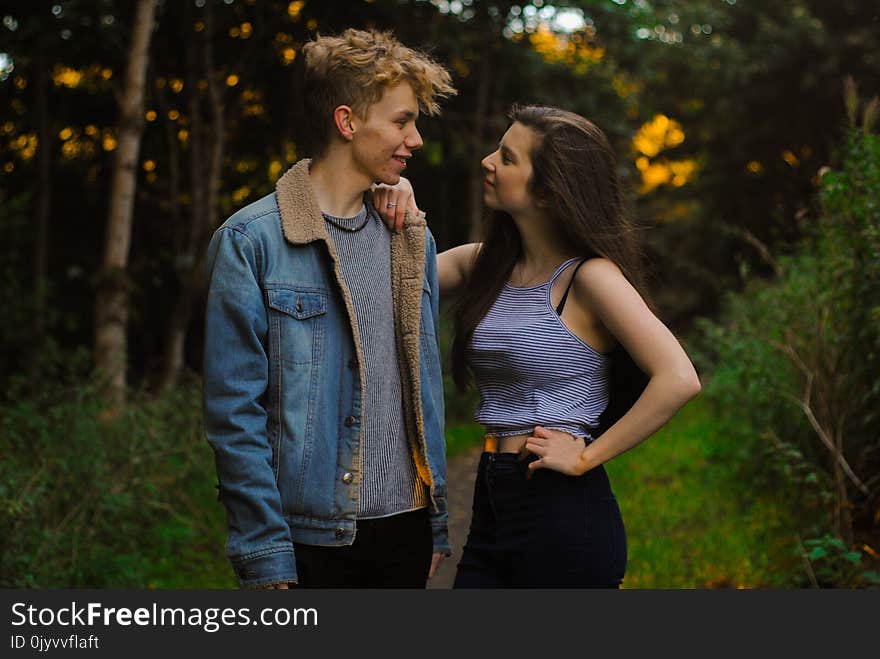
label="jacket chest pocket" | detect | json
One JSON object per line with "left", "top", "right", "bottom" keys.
{"left": 266, "top": 287, "right": 327, "bottom": 366}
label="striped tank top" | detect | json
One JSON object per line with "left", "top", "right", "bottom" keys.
{"left": 467, "top": 257, "right": 610, "bottom": 439}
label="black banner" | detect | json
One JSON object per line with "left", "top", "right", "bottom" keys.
{"left": 2, "top": 589, "right": 876, "bottom": 655}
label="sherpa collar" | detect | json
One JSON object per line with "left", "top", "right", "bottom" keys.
{"left": 272, "top": 158, "right": 434, "bottom": 490}
{"left": 274, "top": 158, "right": 427, "bottom": 245}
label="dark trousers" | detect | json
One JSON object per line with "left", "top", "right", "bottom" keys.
{"left": 454, "top": 452, "right": 627, "bottom": 588}
{"left": 293, "top": 507, "right": 432, "bottom": 588}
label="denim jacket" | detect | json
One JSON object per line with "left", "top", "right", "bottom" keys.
{"left": 203, "top": 160, "right": 448, "bottom": 588}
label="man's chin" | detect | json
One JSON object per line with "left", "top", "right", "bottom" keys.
{"left": 375, "top": 172, "right": 401, "bottom": 186}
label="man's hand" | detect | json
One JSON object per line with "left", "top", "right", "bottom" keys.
{"left": 373, "top": 176, "right": 419, "bottom": 233}
{"left": 428, "top": 552, "right": 444, "bottom": 580}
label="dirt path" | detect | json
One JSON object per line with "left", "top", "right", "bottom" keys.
{"left": 427, "top": 445, "right": 482, "bottom": 589}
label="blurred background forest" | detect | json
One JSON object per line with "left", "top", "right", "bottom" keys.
{"left": 1, "top": 0, "right": 878, "bottom": 588}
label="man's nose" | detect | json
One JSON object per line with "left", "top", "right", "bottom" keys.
{"left": 406, "top": 127, "right": 423, "bottom": 151}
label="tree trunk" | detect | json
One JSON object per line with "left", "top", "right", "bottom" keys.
{"left": 158, "top": 0, "right": 224, "bottom": 392}
{"left": 93, "top": 0, "right": 157, "bottom": 406}
{"left": 29, "top": 46, "right": 51, "bottom": 386}
{"left": 467, "top": 36, "right": 492, "bottom": 243}
{"left": 468, "top": 15, "right": 497, "bottom": 242}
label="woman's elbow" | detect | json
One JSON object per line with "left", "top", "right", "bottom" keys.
{"left": 658, "top": 363, "right": 700, "bottom": 404}
{"left": 679, "top": 366, "right": 702, "bottom": 402}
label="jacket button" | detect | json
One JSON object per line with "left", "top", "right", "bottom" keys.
{"left": 295, "top": 297, "right": 303, "bottom": 313}
{"left": 344, "top": 415, "right": 355, "bottom": 427}
{"left": 342, "top": 472, "right": 353, "bottom": 484}
{"left": 334, "top": 528, "right": 346, "bottom": 538}
{"left": 348, "top": 357, "right": 357, "bottom": 369}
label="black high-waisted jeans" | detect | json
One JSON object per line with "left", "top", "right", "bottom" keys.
{"left": 454, "top": 452, "right": 627, "bottom": 588}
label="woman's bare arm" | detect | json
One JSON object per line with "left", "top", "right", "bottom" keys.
{"left": 373, "top": 178, "right": 480, "bottom": 297}
{"left": 525, "top": 258, "right": 701, "bottom": 475}
{"left": 437, "top": 243, "right": 480, "bottom": 297}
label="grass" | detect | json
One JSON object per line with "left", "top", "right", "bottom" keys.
{"left": 445, "top": 421, "right": 485, "bottom": 457}
{"left": 443, "top": 398, "right": 802, "bottom": 588}
{"left": 161, "top": 398, "right": 806, "bottom": 589}
{"left": 606, "top": 397, "right": 801, "bottom": 588}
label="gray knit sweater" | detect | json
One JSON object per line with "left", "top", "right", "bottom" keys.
{"left": 323, "top": 204, "right": 429, "bottom": 518}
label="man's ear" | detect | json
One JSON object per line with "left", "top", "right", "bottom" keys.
{"left": 333, "top": 105, "right": 356, "bottom": 141}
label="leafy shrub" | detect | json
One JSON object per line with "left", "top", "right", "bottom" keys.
{"left": 0, "top": 367, "right": 232, "bottom": 588}
{"left": 695, "top": 128, "right": 880, "bottom": 586}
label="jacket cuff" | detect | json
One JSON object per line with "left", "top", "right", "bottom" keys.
{"left": 430, "top": 516, "right": 452, "bottom": 556}
{"left": 231, "top": 547, "right": 298, "bottom": 589}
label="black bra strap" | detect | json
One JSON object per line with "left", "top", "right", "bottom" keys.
{"left": 555, "top": 258, "right": 590, "bottom": 316}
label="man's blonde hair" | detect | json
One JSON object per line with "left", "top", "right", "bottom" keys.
{"left": 302, "top": 28, "right": 456, "bottom": 156}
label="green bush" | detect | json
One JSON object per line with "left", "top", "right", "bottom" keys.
{"left": 0, "top": 369, "right": 232, "bottom": 588}
{"left": 695, "top": 129, "right": 880, "bottom": 586}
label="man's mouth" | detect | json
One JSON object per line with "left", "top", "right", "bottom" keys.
{"left": 393, "top": 155, "right": 409, "bottom": 167}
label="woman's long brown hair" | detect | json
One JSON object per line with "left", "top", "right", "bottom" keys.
{"left": 451, "top": 105, "right": 648, "bottom": 390}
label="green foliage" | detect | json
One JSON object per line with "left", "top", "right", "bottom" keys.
{"left": 0, "top": 192, "right": 39, "bottom": 381}
{"left": 0, "top": 370, "right": 233, "bottom": 588}
{"left": 606, "top": 398, "right": 800, "bottom": 588}
{"left": 695, "top": 130, "right": 880, "bottom": 586}
{"left": 800, "top": 533, "right": 880, "bottom": 588}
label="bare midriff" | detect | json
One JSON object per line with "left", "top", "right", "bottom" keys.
{"left": 484, "top": 433, "right": 532, "bottom": 454}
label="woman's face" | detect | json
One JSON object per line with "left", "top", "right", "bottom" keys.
{"left": 481, "top": 121, "right": 538, "bottom": 216}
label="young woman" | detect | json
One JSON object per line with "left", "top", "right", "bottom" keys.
{"left": 375, "top": 105, "right": 701, "bottom": 588}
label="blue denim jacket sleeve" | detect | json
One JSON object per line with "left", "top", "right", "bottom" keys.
{"left": 424, "top": 229, "right": 452, "bottom": 556}
{"left": 426, "top": 230, "right": 441, "bottom": 342}
{"left": 203, "top": 226, "right": 298, "bottom": 588}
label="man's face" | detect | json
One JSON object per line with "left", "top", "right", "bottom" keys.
{"left": 350, "top": 82, "right": 423, "bottom": 186}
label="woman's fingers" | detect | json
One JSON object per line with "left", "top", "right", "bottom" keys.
{"left": 374, "top": 188, "right": 395, "bottom": 228}
{"left": 524, "top": 439, "right": 547, "bottom": 456}
{"left": 378, "top": 191, "right": 406, "bottom": 233}
{"left": 374, "top": 181, "right": 417, "bottom": 233}
{"left": 394, "top": 191, "right": 408, "bottom": 232}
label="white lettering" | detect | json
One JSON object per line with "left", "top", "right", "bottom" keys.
{"left": 71, "top": 602, "right": 86, "bottom": 626}
{"left": 11, "top": 603, "right": 26, "bottom": 626}
{"left": 293, "top": 608, "right": 318, "bottom": 626}
{"left": 237, "top": 607, "right": 250, "bottom": 625}
{"left": 160, "top": 607, "right": 186, "bottom": 626}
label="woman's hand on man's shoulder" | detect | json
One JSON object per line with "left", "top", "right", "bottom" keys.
{"left": 373, "top": 176, "right": 419, "bottom": 233}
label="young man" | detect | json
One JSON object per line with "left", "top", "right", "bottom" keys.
{"left": 203, "top": 29, "right": 455, "bottom": 588}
